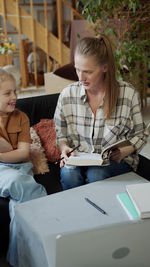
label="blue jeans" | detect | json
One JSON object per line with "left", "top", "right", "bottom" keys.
{"left": 0, "top": 161, "right": 47, "bottom": 267}
{"left": 61, "top": 160, "right": 132, "bottom": 190}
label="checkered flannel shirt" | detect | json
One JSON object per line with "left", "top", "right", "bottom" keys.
{"left": 54, "top": 80, "right": 149, "bottom": 170}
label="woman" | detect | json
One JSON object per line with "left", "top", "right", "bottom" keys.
{"left": 54, "top": 34, "right": 149, "bottom": 190}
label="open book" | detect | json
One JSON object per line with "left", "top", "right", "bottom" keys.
{"left": 66, "top": 139, "right": 130, "bottom": 166}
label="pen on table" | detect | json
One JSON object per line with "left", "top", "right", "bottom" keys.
{"left": 85, "top": 197, "right": 107, "bottom": 215}
{"left": 55, "top": 144, "right": 80, "bottom": 164}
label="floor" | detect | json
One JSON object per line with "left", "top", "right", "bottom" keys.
{"left": 0, "top": 88, "right": 149, "bottom": 267}
{"left": 0, "top": 253, "right": 10, "bottom": 267}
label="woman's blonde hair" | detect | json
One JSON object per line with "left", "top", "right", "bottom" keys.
{"left": 75, "top": 34, "right": 119, "bottom": 119}
{"left": 0, "top": 68, "right": 16, "bottom": 88}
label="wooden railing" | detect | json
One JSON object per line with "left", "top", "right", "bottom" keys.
{"left": 0, "top": 0, "right": 83, "bottom": 88}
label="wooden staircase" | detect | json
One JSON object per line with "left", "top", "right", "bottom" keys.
{"left": 0, "top": 0, "right": 83, "bottom": 88}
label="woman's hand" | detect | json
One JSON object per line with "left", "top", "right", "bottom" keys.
{"left": 109, "top": 145, "right": 135, "bottom": 163}
{"left": 60, "top": 145, "right": 75, "bottom": 168}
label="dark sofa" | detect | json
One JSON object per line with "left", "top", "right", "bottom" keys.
{"left": 0, "top": 92, "right": 150, "bottom": 253}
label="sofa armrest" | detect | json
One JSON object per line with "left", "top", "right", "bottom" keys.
{"left": 136, "top": 154, "right": 150, "bottom": 180}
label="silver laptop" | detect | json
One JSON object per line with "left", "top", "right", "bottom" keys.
{"left": 55, "top": 220, "right": 150, "bottom": 267}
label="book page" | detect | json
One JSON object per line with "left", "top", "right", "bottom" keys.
{"left": 66, "top": 152, "right": 104, "bottom": 166}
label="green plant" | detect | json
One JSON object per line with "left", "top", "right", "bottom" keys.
{"left": 77, "top": 0, "right": 150, "bottom": 100}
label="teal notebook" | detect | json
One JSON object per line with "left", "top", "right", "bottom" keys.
{"left": 117, "top": 193, "right": 140, "bottom": 220}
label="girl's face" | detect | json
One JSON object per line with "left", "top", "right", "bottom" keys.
{"left": 0, "top": 79, "right": 17, "bottom": 116}
{"left": 74, "top": 54, "right": 108, "bottom": 92}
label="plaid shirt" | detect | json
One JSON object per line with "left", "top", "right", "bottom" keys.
{"left": 54, "top": 80, "right": 149, "bottom": 170}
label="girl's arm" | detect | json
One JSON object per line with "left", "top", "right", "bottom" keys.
{"left": 0, "top": 137, "right": 13, "bottom": 152}
{"left": 0, "top": 141, "right": 30, "bottom": 163}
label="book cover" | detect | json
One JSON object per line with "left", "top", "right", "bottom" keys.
{"left": 117, "top": 193, "right": 140, "bottom": 220}
{"left": 126, "top": 182, "right": 150, "bottom": 219}
{"left": 66, "top": 139, "right": 130, "bottom": 166}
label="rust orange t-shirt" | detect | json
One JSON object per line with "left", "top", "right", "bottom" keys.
{"left": 0, "top": 109, "right": 30, "bottom": 151}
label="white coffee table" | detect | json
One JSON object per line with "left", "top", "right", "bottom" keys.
{"left": 15, "top": 172, "right": 148, "bottom": 267}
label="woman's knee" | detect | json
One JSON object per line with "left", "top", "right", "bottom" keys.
{"left": 60, "top": 166, "right": 84, "bottom": 190}
{"left": 86, "top": 166, "right": 110, "bottom": 183}
{"left": 86, "top": 161, "right": 132, "bottom": 184}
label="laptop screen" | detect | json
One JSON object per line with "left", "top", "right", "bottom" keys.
{"left": 55, "top": 220, "right": 150, "bottom": 267}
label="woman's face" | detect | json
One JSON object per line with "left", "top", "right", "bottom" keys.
{"left": 74, "top": 54, "right": 107, "bottom": 92}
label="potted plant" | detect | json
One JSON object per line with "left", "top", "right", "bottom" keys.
{"left": 77, "top": 0, "right": 150, "bottom": 106}
{"left": 0, "top": 28, "right": 16, "bottom": 67}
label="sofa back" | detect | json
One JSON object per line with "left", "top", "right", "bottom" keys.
{"left": 16, "top": 93, "right": 59, "bottom": 126}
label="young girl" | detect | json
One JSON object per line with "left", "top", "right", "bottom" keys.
{"left": 0, "top": 69, "right": 47, "bottom": 266}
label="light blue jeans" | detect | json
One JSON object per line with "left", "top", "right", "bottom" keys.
{"left": 0, "top": 161, "right": 47, "bottom": 267}
{"left": 61, "top": 160, "right": 132, "bottom": 190}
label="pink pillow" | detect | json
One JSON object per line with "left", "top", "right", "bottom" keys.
{"left": 33, "top": 119, "right": 61, "bottom": 162}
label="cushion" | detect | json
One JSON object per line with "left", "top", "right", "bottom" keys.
{"left": 33, "top": 119, "right": 61, "bottom": 162}
{"left": 54, "top": 63, "right": 78, "bottom": 81}
{"left": 30, "top": 127, "right": 49, "bottom": 174}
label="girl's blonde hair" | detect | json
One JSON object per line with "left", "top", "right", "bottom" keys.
{"left": 75, "top": 34, "right": 119, "bottom": 119}
{"left": 0, "top": 68, "right": 16, "bottom": 88}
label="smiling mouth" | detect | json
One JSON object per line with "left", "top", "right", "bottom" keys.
{"left": 83, "top": 82, "right": 89, "bottom": 86}
{"left": 9, "top": 102, "right": 16, "bottom": 107}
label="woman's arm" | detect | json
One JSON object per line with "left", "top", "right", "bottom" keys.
{"left": 111, "top": 88, "right": 149, "bottom": 164}
{"left": 54, "top": 92, "right": 69, "bottom": 146}
{"left": 0, "top": 141, "right": 30, "bottom": 163}
{"left": 128, "top": 91, "right": 149, "bottom": 151}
